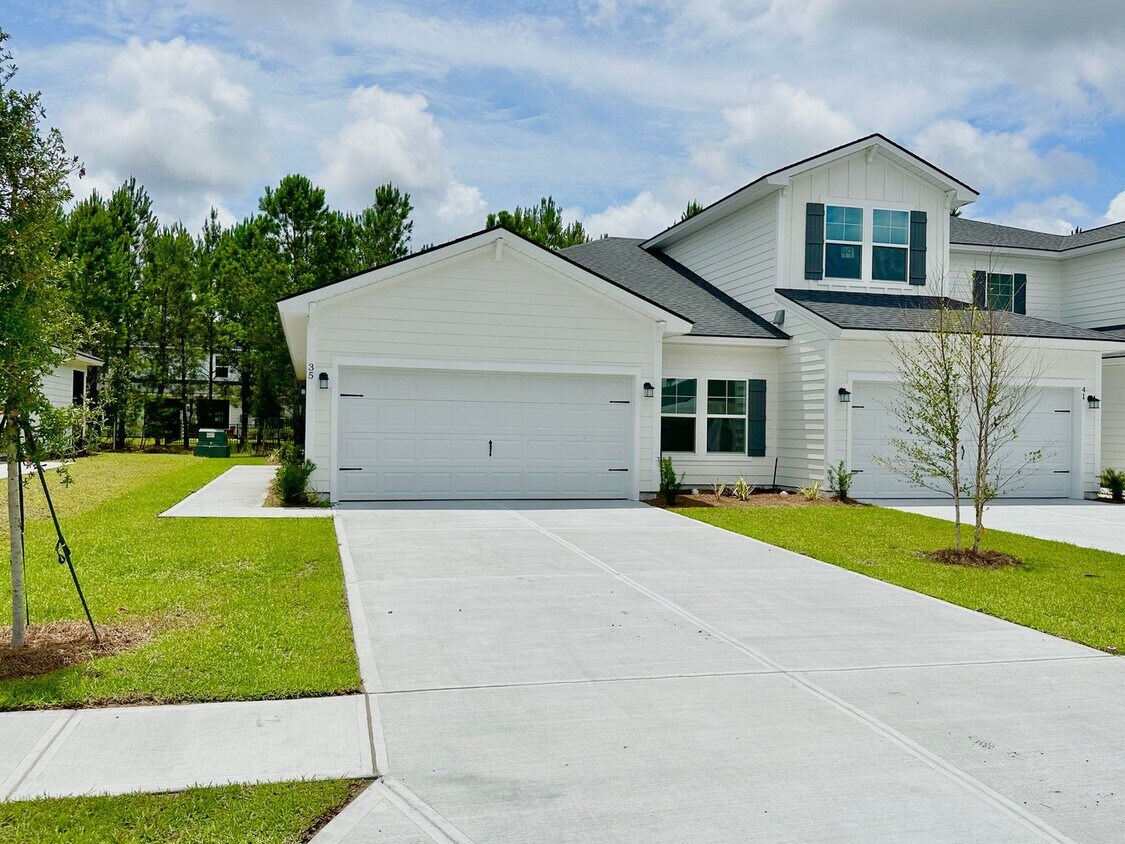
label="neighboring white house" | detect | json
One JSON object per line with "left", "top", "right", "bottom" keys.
{"left": 279, "top": 134, "right": 1125, "bottom": 503}
{"left": 41, "top": 352, "right": 103, "bottom": 409}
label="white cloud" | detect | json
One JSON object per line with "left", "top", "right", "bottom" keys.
{"left": 911, "top": 120, "right": 1093, "bottom": 196}
{"left": 581, "top": 191, "right": 680, "bottom": 238}
{"left": 691, "top": 82, "right": 859, "bottom": 183}
{"left": 316, "top": 85, "right": 486, "bottom": 241}
{"left": 1106, "top": 190, "right": 1125, "bottom": 223}
{"left": 977, "top": 195, "right": 1090, "bottom": 235}
{"left": 67, "top": 37, "right": 268, "bottom": 226}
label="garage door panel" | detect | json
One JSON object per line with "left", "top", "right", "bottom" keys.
{"left": 336, "top": 368, "right": 634, "bottom": 500}
{"left": 850, "top": 383, "right": 1074, "bottom": 499}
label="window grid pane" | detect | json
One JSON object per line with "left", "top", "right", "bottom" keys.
{"left": 825, "top": 205, "right": 863, "bottom": 242}
{"left": 987, "top": 273, "right": 1014, "bottom": 311}
{"left": 661, "top": 378, "right": 696, "bottom": 415}
{"left": 873, "top": 209, "right": 909, "bottom": 245}
{"left": 706, "top": 418, "right": 747, "bottom": 453}
{"left": 661, "top": 416, "right": 696, "bottom": 452}
{"left": 707, "top": 380, "right": 746, "bottom": 416}
{"left": 825, "top": 243, "right": 862, "bottom": 279}
{"left": 872, "top": 245, "right": 907, "bottom": 282}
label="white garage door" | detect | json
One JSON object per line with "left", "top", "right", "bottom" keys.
{"left": 849, "top": 382, "right": 1074, "bottom": 499}
{"left": 335, "top": 368, "right": 634, "bottom": 500}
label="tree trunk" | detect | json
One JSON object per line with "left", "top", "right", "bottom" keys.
{"left": 239, "top": 369, "right": 251, "bottom": 450}
{"left": 5, "top": 421, "right": 26, "bottom": 648}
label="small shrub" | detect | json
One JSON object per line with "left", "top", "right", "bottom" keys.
{"left": 712, "top": 480, "right": 728, "bottom": 499}
{"left": 827, "top": 460, "right": 860, "bottom": 501}
{"left": 272, "top": 443, "right": 318, "bottom": 506}
{"left": 659, "top": 456, "right": 684, "bottom": 505}
{"left": 1101, "top": 467, "right": 1125, "bottom": 502}
{"left": 798, "top": 481, "right": 822, "bottom": 501}
{"left": 733, "top": 476, "right": 755, "bottom": 501}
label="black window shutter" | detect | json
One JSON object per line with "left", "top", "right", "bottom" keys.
{"left": 908, "top": 210, "right": 927, "bottom": 285}
{"left": 804, "top": 203, "right": 825, "bottom": 280}
{"left": 1013, "top": 273, "right": 1027, "bottom": 314}
{"left": 747, "top": 379, "right": 766, "bottom": 457}
{"left": 972, "top": 270, "right": 987, "bottom": 308}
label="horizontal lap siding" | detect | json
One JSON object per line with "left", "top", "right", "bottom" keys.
{"left": 1103, "top": 359, "right": 1125, "bottom": 470}
{"left": 947, "top": 249, "right": 1061, "bottom": 320}
{"left": 310, "top": 247, "right": 659, "bottom": 494}
{"left": 776, "top": 313, "right": 828, "bottom": 488}
{"left": 663, "top": 194, "right": 778, "bottom": 313}
{"left": 660, "top": 343, "right": 780, "bottom": 487}
{"left": 40, "top": 366, "right": 75, "bottom": 408}
{"left": 1060, "top": 249, "right": 1125, "bottom": 329}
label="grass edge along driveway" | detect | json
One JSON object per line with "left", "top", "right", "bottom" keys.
{"left": 0, "top": 453, "right": 361, "bottom": 710}
{"left": 677, "top": 503, "right": 1125, "bottom": 653}
{"left": 0, "top": 779, "right": 368, "bottom": 844}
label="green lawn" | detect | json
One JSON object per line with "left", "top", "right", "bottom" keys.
{"left": 0, "top": 779, "right": 366, "bottom": 843}
{"left": 677, "top": 504, "right": 1125, "bottom": 652}
{"left": 0, "top": 453, "right": 361, "bottom": 710}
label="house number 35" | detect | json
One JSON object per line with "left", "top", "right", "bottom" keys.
{"left": 308, "top": 364, "right": 315, "bottom": 380}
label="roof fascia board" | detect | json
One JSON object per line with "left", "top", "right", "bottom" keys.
{"left": 835, "top": 328, "right": 1125, "bottom": 350}
{"left": 642, "top": 181, "right": 781, "bottom": 248}
{"left": 663, "top": 335, "right": 789, "bottom": 348}
{"left": 949, "top": 243, "right": 1063, "bottom": 260}
{"left": 775, "top": 298, "right": 844, "bottom": 338}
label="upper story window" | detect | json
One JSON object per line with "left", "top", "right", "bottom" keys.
{"left": 986, "top": 273, "right": 1014, "bottom": 311}
{"left": 824, "top": 206, "right": 863, "bottom": 279}
{"left": 806, "top": 202, "right": 926, "bottom": 286}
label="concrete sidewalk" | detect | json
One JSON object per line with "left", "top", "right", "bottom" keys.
{"left": 0, "top": 695, "right": 373, "bottom": 800}
{"left": 160, "top": 465, "right": 331, "bottom": 518}
{"left": 876, "top": 498, "right": 1125, "bottom": 555}
{"left": 0, "top": 460, "right": 63, "bottom": 480}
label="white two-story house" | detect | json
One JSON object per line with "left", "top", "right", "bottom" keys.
{"left": 279, "top": 134, "right": 1125, "bottom": 502}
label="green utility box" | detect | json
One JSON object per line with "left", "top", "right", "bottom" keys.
{"left": 193, "top": 428, "right": 230, "bottom": 457}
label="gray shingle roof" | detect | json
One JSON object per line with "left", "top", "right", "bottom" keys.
{"left": 777, "top": 288, "right": 1124, "bottom": 343}
{"left": 561, "top": 238, "right": 789, "bottom": 339}
{"left": 950, "top": 216, "right": 1125, "bottom": 252}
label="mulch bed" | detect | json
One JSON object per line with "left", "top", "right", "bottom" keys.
{"left": 923, "top": 548, "right": 1023, "bottom": 569}
{"left": 646, "top": 491, "right": 862, "bottom": 509}
{"left": 0, "top": 620, "right": 155, "bottom": 680}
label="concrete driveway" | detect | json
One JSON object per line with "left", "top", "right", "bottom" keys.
{"left": 328, "top": 501, "right": 1125, "bottom": 843}
{"left": 876, "top": 498, "right": 1125, "bottom": 556}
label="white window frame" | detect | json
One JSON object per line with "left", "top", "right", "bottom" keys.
{"left": 985, "top": 272, "right": 1016, "bottom": 312}
{"left": 820, "top": 197, "right": 915, "bottom": 287}
{"left": 705, "top": 378, "right": 748, "bottom": 454}
{"left": 660, "top": 371, "right": 764, "bottom": 459}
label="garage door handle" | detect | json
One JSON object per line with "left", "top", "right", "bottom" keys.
{"left": 488, "top": 439, "right": 492, "bottom": 457}
{"left": 339, "top": 467, "right": 362, "bottom": 472}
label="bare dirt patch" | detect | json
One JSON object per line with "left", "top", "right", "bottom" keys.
{"left": 0, "top": 620, "right": 156, "bottom": 681}
{"left": 647, "top": 492, "right": 863, "bottom": 509}
{"left": 923, "top": 548, "right": 1023, "bottom": 569}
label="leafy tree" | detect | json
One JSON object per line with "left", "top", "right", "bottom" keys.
{"left": 486, "top": 196, "right": 592, "bottom": 249}
{"left": 681, "top": 199, "right": 704, "bottom": 221}
{"left": 0, "top": 28, "right": 85, "bottom": 647}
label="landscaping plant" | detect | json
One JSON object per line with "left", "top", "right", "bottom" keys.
{"left": 271, "top": 443, "right": 318, "bottom": 506}
{"left": 733, "top": 476, "right": 754, "bottom": 501}
{"left": 1101, "top": 467, "right": 1125, "bottom": 502}
{"left": 827, "top": 461, "right": 859, "bottom": 501}
{"left": 712, "top": 480, "right": 727, "bottom": 499}
{"left": 659, "top": 456, "right": 684, "bottom": 505}
{"left": 798, "top": 481, "right": 822, "bottom": 501}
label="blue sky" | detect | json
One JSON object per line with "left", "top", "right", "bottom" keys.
{"left": 8, "top": 0, "right": 1125, "bottom": 244}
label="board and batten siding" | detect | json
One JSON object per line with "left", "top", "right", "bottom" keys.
{"left": 783, "top": 149, "right": 949, "bottom": 291}
{"left": 1103, "top": 358, "right": 1125, "bottom": 472}
{"left": 308, "top": 246, "right": 661, "bottom": 495}
{"left": 659, "top": 342, "right": 779, "bottom": 487}
{"left": 832, "top": 338, "right": 1102, "bottom": 498}
{"left": 662, "top": 193, "right": 779, "bottom": 314}
{"left": 775, "top": 310, "right": 829, "bottom": 488}
{"left": 1059, "top": 247, "right": 1125, "bottom": 329}
{"left": 947, "top": 249, "right": 1062, "bottom": 321}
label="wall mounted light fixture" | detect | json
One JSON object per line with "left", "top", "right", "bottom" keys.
{"left": 643, "top": 382, "right": 655, "bottom": 398}
{"left": 838, "top": 387, "right": 852, "bottom": 404}
{"left": 318, "top": 372, "right": 329, "bottom": 390}
{"left": 1088, "top": 394, "right": 1101, "bottom": 409}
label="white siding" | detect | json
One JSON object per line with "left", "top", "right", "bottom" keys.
{"left": 662, "top": 193, "right": 778, "bottom": 313}
{"left": 1059, "top": 247, "right": 1125, "bottom": 329}
{"left": 947, "top": 249, "right": 1062, "bottom": 321}
{"left": 659, "top": 342, "right": 780, "bottom": 488}
{"left": 783, "top": 149, "right": 950, "bottom": 293}
{"left": 41, "top": 363, "right": 88, "bottom": 408}
{"left": 1102, "top": 358, "right": 1125, "bottom": 471}
{"left": 776, "top": 309, "right": 830, "bottom": 488}
{"left": 831, "top": 338, "right": 1102, "bottom": 498}
{"left": 309, "top": 246, "right": 660, "bottom": 496}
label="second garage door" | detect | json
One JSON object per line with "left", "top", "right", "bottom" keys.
{"left": 335, "top": 368, "right": 634, "bottom": 500}
{"left": 849, "top": 382, "right": 1075, "bottom": 499}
